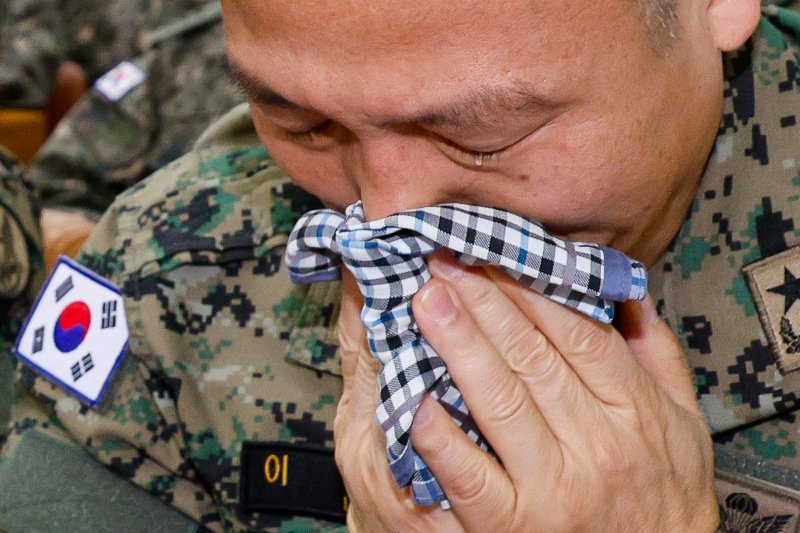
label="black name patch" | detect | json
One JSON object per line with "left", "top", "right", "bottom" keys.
{"left": 240, "top": 442, "right": 348, "bottom": 522}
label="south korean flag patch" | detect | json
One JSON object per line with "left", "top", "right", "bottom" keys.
{"left": 94, "top": 60, "right": 145, "bottom": 102}
{"left": 15, "top": 256, "right": 129, "bottom": 407}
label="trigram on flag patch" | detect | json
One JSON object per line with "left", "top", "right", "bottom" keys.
{"left": 15, "top": 255, "right": 129, "bottom": 407}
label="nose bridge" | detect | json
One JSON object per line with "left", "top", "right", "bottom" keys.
{"left": 347, "top": 132, "right": 446, "bottom": 220}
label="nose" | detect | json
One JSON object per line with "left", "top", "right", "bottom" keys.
{"left": 345, "top": 132, "right": 455, "bottom": 220}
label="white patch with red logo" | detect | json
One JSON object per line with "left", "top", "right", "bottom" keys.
{"left": 94, "top": 61, "right": 145, "bottom": 102}
{"left": 15, "top": 256, "right": 129, "bottom": 407}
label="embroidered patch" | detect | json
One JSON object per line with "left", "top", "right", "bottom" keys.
{"left": 14, "top": 256, "right": 129, "bottom": 407}
{"left": 743, "top": 247, "right": 800, "bottom": 374}
{"left": 94, "top": 61, "right": 145, "bottom": 102}
{"left": 716, "top": 469, "right": 799, "bottom": 532}
{"left": 240, "top": 442, "right": 347, "bottom": 522}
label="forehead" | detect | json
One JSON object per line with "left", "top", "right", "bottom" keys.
{"left": 222, "top": 0, "right": 646, "bottom": 116}
{"left": 224, "top": 0, "right": 638, "bottom": 57}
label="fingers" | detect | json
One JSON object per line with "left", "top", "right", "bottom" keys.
{"left": 412, "top": 275, "right": 563, "bottom": 484}
{"left": 617, "top": 298, "right": 702, "bottom": 417}
{"left": 339, "top": 270, "right": 365, "bottom": 391}
{"left": 425, "top": 254, "right": 595, "bottom": 441}
{"left": 483, "top": 265, "right": 645, "bottom": 407}
{"left": 335, "top": 270, "right": 380, "bottom": 459}
{"left": 336, "top": 269, "right": 466, "bottom": 531}
{"left": 411, "top": 396, "right": 514, "bottom": 532}
{"left": 427, "top": 252, "right": 555, "bottom": 375}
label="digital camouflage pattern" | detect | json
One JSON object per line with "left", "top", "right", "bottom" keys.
{"left": 649, "top": 3, "right": 800, "bottom": 435}
{"left": 0, "top": 0, "right": 214, "bottom": 108}
{"left": 26, "top": 2, "right": 245, "bottom": 217}
{"left": 6, "top": 4, "right": 800, "bottom": 532}
{"left": 0, "top": 147, "right": 43, "bottom": 326}
{"left": 0, "top": 146, "right": 44, "bottom": 433}
{"left": 2, "top": 105, "right": 346, "bottom": 532}
{"left": 0, "top": 150, "right": 44, "bottom": 523}
{"left": 645, "top": 3, "right": 800, "bottom": 526}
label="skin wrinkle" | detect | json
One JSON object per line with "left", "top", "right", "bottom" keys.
{"left": 222, "top": 0, "right": 721, "bottom": 265}
{"left": 231, "top": 62, "right": 563, "bottom": 134}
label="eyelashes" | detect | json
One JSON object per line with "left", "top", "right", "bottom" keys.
{"left": 282, "top": 121, "right": 509, "bottom": 168}
{"left": 284, "top": 120, "right": 334, "bottom": 144}
{"left": 439, "top": 138, "right": 506, "bottom": 167}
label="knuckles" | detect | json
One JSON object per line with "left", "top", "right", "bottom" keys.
{"left": 506, "top": 332, "right": 562, "bottom": 383}
{"left": 480, "top": 373, "right": 531, "bottom": 428}
{"left": 562, "top": 318, "right": 614, "bottom": 360}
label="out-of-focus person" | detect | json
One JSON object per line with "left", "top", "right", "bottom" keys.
{"left": 0, "top": 146, "right": 43, "bottom": 432}
{"left": 27, "top": 1, "right": 245, "bottom": 217}
{"left": 0, "top": 0, "right": 214, "bottom": 109}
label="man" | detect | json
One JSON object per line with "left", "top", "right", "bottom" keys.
{"left": 2, "top": 0, "right": 798, "bottom": 531}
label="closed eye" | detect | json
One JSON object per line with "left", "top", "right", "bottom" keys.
{"left": 439, "top": 138, "right": 510, "bottom": 168}
{"left": 284, "top": 120, "right": 334, "bottom": 144}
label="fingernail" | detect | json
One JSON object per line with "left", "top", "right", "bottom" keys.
{"left": 419, "top": 283, "right": 458, "bottom": 324}
{"left": 428, "top": 253, "right": 463, "bottom": 280}
{"left": 641, "top": 294, "right": 660, "bottom": 325}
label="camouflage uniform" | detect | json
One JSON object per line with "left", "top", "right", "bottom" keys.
{"left": 8, "top": 5, "right": 800, "bottom": 533}
{"left": 26, "top": 2, "right": 245, "bottom": 216}
{"left": 0, "top": 146, "right": 44, "bottom": 435}
{"left": 647, "top": 4, "right": 800, "bottom": 528}
{"left": 0, "top": 0, "right": 213, "bottom": 109}
{"left": 1, "top": 105, "right": 346, "bottom": 532}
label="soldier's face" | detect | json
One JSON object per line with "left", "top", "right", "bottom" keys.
{"left": 223, "top": 0, "right": 726, "bottom": 265}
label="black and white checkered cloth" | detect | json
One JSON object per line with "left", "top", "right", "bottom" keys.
{"left": 286, "top": 201, "right": 647, "bottom": 506}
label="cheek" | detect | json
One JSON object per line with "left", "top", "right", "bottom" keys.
{"left": 500, "top": 121, "right": 662, "bottom": 232}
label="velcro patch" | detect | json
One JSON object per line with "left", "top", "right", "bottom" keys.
{"left": 744, "top": 246, "right": 800, "bottom": 373}
{"left": 716, "top": 469, "right": 800, "bottom": 532}
{"left": 240, "top": 442, "right": 347, "bottom": 523}
{"left": 94, "top": 61, "right": 145, "bottom": 102}
{"left": 15, "top": 255, "right": 129, "bottom": 407}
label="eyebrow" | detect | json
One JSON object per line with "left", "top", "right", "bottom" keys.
{"left": 230, "top": 61, "right": 304, "bottom": 110}
{"left": 229, "top": 59, "right": 555, "bottom": 129}
{"left": 397, "top": 84, "right": 554, "bottom": 130}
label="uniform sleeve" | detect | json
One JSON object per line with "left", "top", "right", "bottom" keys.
{"left": 0, "top": 145, "right": 44, "bottom": 433}
{"left": 27, "top": 55, "right": 157, "bottom": 216}
{"left": 0, "top": 198, "right": 222, "bottom": 532}
{"left": 3, "top": 140, "right": 349, "bottom": 532}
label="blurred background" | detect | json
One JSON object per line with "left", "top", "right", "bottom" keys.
{"left": 0, "top": 0, "right": 243, "bottom": 264}
{"left": 0, "top": 0, "right": 245, "bottom": 440}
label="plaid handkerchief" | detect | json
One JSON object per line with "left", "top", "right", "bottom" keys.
{"left": 286, "top": 201, "right": 647, "bottom": 506}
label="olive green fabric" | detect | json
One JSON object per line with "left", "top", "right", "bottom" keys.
{"left": 0, "top": 429, "right": 199, "bottom": 533}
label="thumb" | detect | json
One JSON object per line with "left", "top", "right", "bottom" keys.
{"left": 338, "top": 270, "right": 365, "bottom": 393}
{"left": 618, "top": 295, "right": 701, "bottom": 417}
{"left": 337, "top": 269, "right": 382, "bottom": 416}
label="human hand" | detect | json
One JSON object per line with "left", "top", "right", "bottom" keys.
{"left": 41, "top": 207, "right": 95, "bottom": 270}
{"left": 333, "top": 249, "right": 718, "bottom": 533}
{"left": 333, "top": 270, "right": 465, "bottom": 532}
{"left": 406, "top": 251, "right": 718, "bottom": 532}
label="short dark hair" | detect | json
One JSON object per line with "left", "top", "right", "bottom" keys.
{"left": 637, "top": 0, "right": 680, "bottom": 52}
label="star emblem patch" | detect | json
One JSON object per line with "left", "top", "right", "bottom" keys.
{"left": 744, "top": 247, "right": 800, "bottom": 374}
{"left": 14, "top": 256, "right": 129, "bottom": 407}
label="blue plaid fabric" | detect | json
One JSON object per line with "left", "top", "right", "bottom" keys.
{"left": 286, "top": 201, "right": 647, "bottom": 506}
